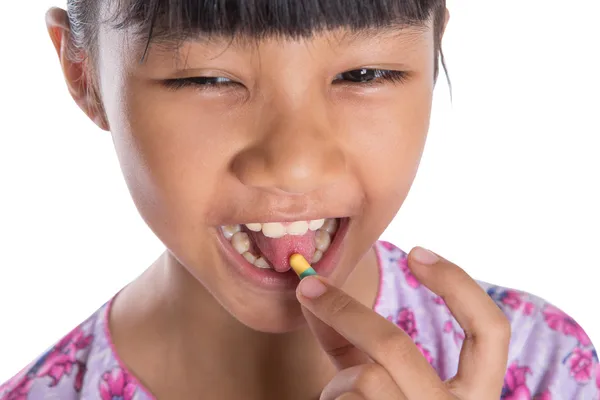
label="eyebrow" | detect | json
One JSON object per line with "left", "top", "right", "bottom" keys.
{"left": 334, "top": 24, "right": 429, "bottom": 45}
{"left": 138, "top": 22, "right": 428, "bottom": 57}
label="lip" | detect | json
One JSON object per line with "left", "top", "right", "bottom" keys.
{"left": 221, "top": 215, "right": 342, "bottom": 225}
{"left": 215, "top": 218, "right": 350, "bottom": 291}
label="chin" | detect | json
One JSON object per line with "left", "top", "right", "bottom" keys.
{"left": 228, "top": 298, "right": 310, "bottom": 334}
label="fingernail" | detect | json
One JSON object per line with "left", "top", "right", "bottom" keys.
{"left": 412, "top": 246, "right": 439, "bottom": 265}
{"left": 298, "top": 276, "right": 327, "bottom": 299}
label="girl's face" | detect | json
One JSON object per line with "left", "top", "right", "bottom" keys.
{"left": 89, "top": 18, "right": 437, "bottom": 332}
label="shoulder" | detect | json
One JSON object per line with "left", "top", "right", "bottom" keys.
{"left": 374, "top": 240, "right": 599, "bottom": 399}
{"left": 0, "top": 316, "right": 96, "bottom": 399}
{"left": 483, "top": 281, "right": 598, "bottom": 399}
{"left": 0, "top": 299, "right": 148, "bottom": 400}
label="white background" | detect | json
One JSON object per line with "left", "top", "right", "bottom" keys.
{"left": 1, "top": 0, "right": 599, "bottom": 383}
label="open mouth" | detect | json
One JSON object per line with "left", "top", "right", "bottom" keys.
{"left": 220, "top": 218, "right": 343, "bottom": 273}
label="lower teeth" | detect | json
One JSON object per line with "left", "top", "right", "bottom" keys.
{"left": 254, "top": 257, "right": 271, "bottom": 269}
{"left": 311, "top": 250, "right": 323, "bottom": 263}
{"left": 221, "top": 218, "right": 338, "bottom": 269}
{"left": 242, "top": 252, "right": 256, "bottom": 264}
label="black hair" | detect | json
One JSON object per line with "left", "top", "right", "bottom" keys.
{"left": 67, "top": 0, "right": 448, "bottom": 81}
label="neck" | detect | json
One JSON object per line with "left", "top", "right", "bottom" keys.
{"left": 109, "top": 247, "right": 380, "bottom": 399}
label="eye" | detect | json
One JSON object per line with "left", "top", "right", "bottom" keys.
{"left": 162, "top": 68, "right": 407, "bottom": 91}
{"left": 163, "top": 76, "right": 239, "bottom": 91}
{"left": 334, "top": 68, "right": 407, "bottom": 86}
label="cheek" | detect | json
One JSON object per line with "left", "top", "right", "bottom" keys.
{"left": 95, "top": 32, "right": 244, "bottom": 246}
{"left": 327, "top": 82, "right": 432, "bottom": 270}
{"left": 105, "top": 83, "right": 238, "bottom": 249}
{"left": 344, "top": 84, "right": 433, "bottom": 215}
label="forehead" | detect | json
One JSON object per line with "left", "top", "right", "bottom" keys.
{"left": 100, "top": 0, "right": 436, "bottom": 61}
{"left": 119, "top": 25, "right": 433, "bottom": 66}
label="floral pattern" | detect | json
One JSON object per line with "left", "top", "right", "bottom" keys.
{"left": 533, "top": 390, "right": 552, "bottom": 400}
{"left": 487, "top": 287, "right": 535, "bottom": 315}
{"left": 37, "top": 327, "right": 93, "bottom": 386}
{"left": 387, "top": 307, "right": 435, "bottom": 366}
{"left": 399, "top": 257, "right": 420, "bottom": 288}
{"left": 0, "top": 326, "right": 93, "bottom": 399}
{"left": 443, "top": 320, "right": 465, "bottom": 347}
{"left": 0, "top": 375, "right": 34, "bottom": 400}
{"left": 0, "top": 241, "right": 597, "bottom": 399}
{"left": 597, "top": 359, "right": 600, "bottom": 390}
{"left": 563, "top": 347, "right": 596, "bottom": 383}
{"left": 543, "top": 305, "right": 592, "bottom": 346}
{"left": 99, "top": 368, "right": 137, "bottom": 400}
{"left": 501, "top": 362, "right": 532, "bottom": 399}
{"left": 391, "top": 308, "right": 418, "bottom": 339}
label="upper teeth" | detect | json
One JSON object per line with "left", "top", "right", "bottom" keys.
{"left": 245, "top": 219, "right": 325, "bottom": 239}
{"left": 221, "top": 218, "right": 339, "bottom": 270}
{"left": 320, "top": 218, "right": 338, "bottom": 234}
{"left": 221, "top": 224, "right": 242, "bottom": 239}
{"left": 308, "top": 219, "right": 326, "bottom": 231}
{"left": 245, "top": 223, "right": 262, "bottom": 232}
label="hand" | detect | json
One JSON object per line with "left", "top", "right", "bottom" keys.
{"left": 296, "top": 247, "right": 511, "bottom": 400}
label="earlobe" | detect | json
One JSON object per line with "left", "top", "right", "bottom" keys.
{"left": 45, "top": 7, "right": 109, "bottom": 132}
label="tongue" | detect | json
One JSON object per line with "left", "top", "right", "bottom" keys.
{"left": 249, "top": 231, "right": 316, "bottom": 272}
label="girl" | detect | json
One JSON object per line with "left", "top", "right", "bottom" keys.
{"left": 1, "top": 0, "right": 597, "bottom": 399}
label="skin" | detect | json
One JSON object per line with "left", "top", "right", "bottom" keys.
{"left": 298, "top": 250, "right": 511, "bottom": 399}
{"left": 46, "top": 5, "right": 510, "bottom": 399}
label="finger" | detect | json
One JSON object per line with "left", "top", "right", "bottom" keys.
{"left": 407, "top": 247, "right": 511, "bottom": 397}
{"left": 334, "top": 394, "right": 363, "bottom": 400}
{"left": 320, "top": 364, "right": 407, "bottom": 400}
{"left": 296, "top": 276, "right": 445, "bottom": 397}
{"left": 301, "top": 305, "right": 371, "bottom": 370}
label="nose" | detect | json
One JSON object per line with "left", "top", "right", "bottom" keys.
{"left": 231, "top": 103, "right": 346, "bottom": 194}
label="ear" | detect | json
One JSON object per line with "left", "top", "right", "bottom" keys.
{"left": 45, "top": 7, "right": 109, "bottom": 131}
{"left": 442, "top": 8, "right": 450, "bottom": 37}
{"left": 433, "top": 8, "right": 451, "bottom": 84}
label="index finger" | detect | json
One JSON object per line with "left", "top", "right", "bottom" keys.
{"left": 296, "top": 276, "right": 445, "bottom": 395}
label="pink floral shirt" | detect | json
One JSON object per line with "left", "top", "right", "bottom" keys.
{"left": 1, "top": 241, "right": 598, "bottom": 399}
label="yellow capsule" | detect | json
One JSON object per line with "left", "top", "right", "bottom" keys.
{"left": 289, "top": 254, "right": 318, "bottom": 279}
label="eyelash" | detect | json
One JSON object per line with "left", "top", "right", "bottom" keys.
{"left": 163, "top": 69, "right": 408, "bottom": 91}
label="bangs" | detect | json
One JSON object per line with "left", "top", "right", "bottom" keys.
{"left": 102, "top": 0, "right": 445, "bottom": 57}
